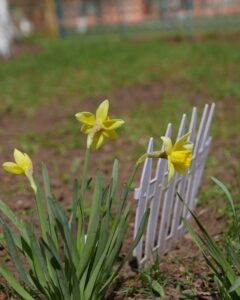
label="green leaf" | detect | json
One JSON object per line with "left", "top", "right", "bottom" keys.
{"left": 77, "top": 170, "right": 102, "bottom": 279}
{"left": 49, "top": 197, "right": 79, "bottom": 269}
{"left": 41, "top": 164, "right": 59, "bottom": 249}
{"left": 226, "top": 243, "right": 240, "bottom": 272}
{"left": 229, "top": 277, "right": 240, "bottom": 293}
{"left": 70, "top": 179, "right": 79, "bottom": 230}
{"left": 3, "top": 223, "right": 32, "bottom": 286}
{"left": 179, "top": 193, "right": 239, "bottom": 297}
{"left": 41, "top": 237, "right": 70, "bottom": 300}
{"left": 151, "top": 280, "right": 165, "bottom": 297}
{"left": 34, "top": 186, "right": 48, "bottom": 241}
{"left": 42, "top": 163, "right": 52, "bottom": 199}
{"left": 211, "top": 177, "right": 236, "bottom": 220}
{"left": 100, "top": 208, "right": 150, "bottom": 295}
{"left": 84, "top": 207, "right": 129, "bottom": 299}
{"left": 0, "top": 264, "right": 35, "bottom": 300}
{"left": 110, "top": 159, "right": 118, "bottom": 201}
{"left": 0, "top": 200, "right": 29, "bottom": 243}
{"left": 27, "top": 221, "right": 49, "bottom": 295}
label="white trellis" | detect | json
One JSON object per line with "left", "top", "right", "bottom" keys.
{"left": 133, "top": 103, "right": 215, "bottom": 264}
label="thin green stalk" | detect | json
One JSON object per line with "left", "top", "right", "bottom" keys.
{"left": 27, "top": 175, "right": 47, "bottom": 241}
{"left": 80, "top": 148, "right": 91, "bottom": 199}
{"left": 76, "top": 147, "right": 90, "bottom": 251}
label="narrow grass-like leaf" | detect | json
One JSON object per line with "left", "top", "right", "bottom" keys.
{"left": 0, "top": 200, "right": 29, "bottom": 243}
{"left": 91, "top": 184, "right": 113, "bottom": 271}
{"left": 229, "top": 277, "right": 240, "bottom": 293}
{"left": 211, "top": 177, "right": 236, "bottom": 220}
{"left": 226, "top": 243, "right": 240, "bottom": 272}
{"left": 110, "top": 159, "right": 118, "bottom": 201}
{"left": 77, "top": 170, "right": 102, "bottom": 279}
{"left": 27, "top": 221, "right": 49, "bottom": 296}
{"left": 99, "top": 208, "right": 150, "bottom": 295}
{"left": 0, "top": 264, "right": 35, "bottom": 300}
{"left": 41, "top": 238, "right": 70, "bottom": 300}
{"left": 151, "top": 280, "right": 165, "bottom": 297}
{"left": 3, "top": 223, "right": 32, "bottom": 286}
{"left": 34, "top": 187, "right": 47, "bottom": 241}
{"left": 84, "top": 207, "right": 129, "bottom": 299}
{"left": 41, "top": 165, "right": 59, "bottom": 249}
{"left": 179, "top": 193, "right": 236, "bottom": 283}
{"left": 70, "top": 179, "right": 79, "bottom": 229}
{"left": 180, "top": 193, "right": 240, "bottom": 298}
{"left": 49, "top": 197, "right": 78, "bottom": 269}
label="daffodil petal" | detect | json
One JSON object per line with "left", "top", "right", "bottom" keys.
{"left": 173, "top": 163, "right": 189, "bottom": 174}
{"left": 2, "top": 162, "right": 24, "bottom": 174}
{"left": 102, "top": 130, "right": 117, "bottom": 139}
{"left": 91, "top": 132, "right": 104, "bottom": 150}
{"left": 168, "top": 159, "right": 175, "bottom": 182}
{"left": 81, "top": 124, "right": 93, "bottom": 134}
{"left": 14, "top": 149, "right": 26, "bottom": 165}
{"left": 173, "top": 132, "right": 191, "bottom": 151}
{"left": 75, "top": 112, "right": 96, "bottom": 125}
{"left": 183, "top": 141, "right": 193, "bottom": 150}
{"left": 13, "top": 149, "right": 32, "bottom": 174}
{"left": 161, "top": 136, "right": 173, "bottom": 155}
{"left": 96, "top": 100, "right": 109, "bottom": 121}
{"left": 102, "top": 119, "right": 124, "bottom": 130}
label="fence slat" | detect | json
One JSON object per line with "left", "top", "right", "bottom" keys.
{"left": 165, "top": 114, "right": 187, "bottom": 251}
{"left": 144, "top": 124, "right": 172, "bottom": 261}
{"left": 158, "top": 114, "right": 187, "bottom": 253}
{"left": 175, "top": 107, "right": 198, "bottom": 240}
{"left": 169, "top": 107, "right": 197, "bottom": 246}
{"left": 181, "top": 104, "right": 209, "bottom": 220}
{"left": 133, "top": 137, "right": 154, "bottom": 262}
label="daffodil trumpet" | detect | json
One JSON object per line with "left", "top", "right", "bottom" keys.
{"left": 137, "top": 132, "right": 193, "bottom": 182}
{"left": 75, "top": 99, "right": 124, "bottom": 150}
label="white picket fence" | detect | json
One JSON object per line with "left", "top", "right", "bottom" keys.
{"left": 133, "top": 103, "right": 215, "bottom": 264}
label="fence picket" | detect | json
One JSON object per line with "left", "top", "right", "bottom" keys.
{"left": 133, "top": 138, "right": 154, "bottom": 261}
{"left": 163, "top": 114, "right": 187, "bottom": 252}
{"left": 169, "top": 108, "right": 197, "bottom": 247}
{"left": 144, "top": 124, "right": 172, "bottom": 262}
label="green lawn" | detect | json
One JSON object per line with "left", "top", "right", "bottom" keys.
{"left": 1, "top": 35, "right": 240, "bottom": 109}
{"left": 0, "top": 33, "right": 239, "bottom": 162}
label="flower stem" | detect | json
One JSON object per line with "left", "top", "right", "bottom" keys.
{"left": 80, "top": 147, "right": 90, "bottom": 199}
{"left": 76, "top": 147, "right": 90, "bottom": 251}
{"left": 27, "top": 175, "right": 47, "bottom": 240}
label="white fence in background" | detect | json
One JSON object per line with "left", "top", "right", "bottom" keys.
{"left": 133, "top": 103, "right": 215, "bottom": 264}
{"left": 0, "top": 0, "right": 14, "bottom": 57}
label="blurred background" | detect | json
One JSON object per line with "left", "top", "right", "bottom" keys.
{"left": 1, "top": 0, "right": 240, "bottom": 44}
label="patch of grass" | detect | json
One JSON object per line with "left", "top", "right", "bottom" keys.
{"left": 1, "top": 34, "right": 240, "bottom": 116}
{"left": 119, "top": 257, "right": 167, "bottom": 298}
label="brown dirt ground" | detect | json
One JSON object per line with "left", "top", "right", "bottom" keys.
{"left": 0, "top": 79, "right": 238, "bottom": 299}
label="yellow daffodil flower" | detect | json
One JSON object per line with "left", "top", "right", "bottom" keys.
{"left": 75, "top": 100, "right": 124, "bottom": 149}
{"left": 2, "top": 149, "right": 37, "bottom": 192}
{"left": 137, "top": 132, "right": 193, "bottom": 183}
{"left": 161, "top": 132, "right": 193, "bottom": 181}
{"left": 3, "top": 149, "right": 33, "bottom": 176}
